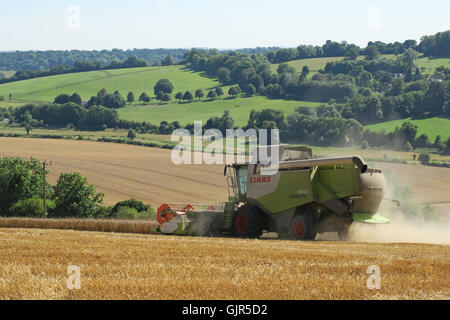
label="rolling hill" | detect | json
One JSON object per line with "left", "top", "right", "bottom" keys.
{"left": 271, "top": 54, "right": 449, "bottom": 77}
{"left": 0, "top": 65, "right": 320, "bottom": 125}
{"left": 0, "top": 55, "right": 448, "bottom": 131}
{"left": 365, "top": 117, "right": 450, "bottom": 142}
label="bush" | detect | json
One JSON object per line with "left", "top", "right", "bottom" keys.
{"left": 418, "top": 153, "right": 431, "bottom": 165}
{"left": 114, "top": 206, "right": 139, "bottom": 219}
{"left": 0, "top": 157, "right": 52, "bottom": 216}
{"left": 52, "top": 172, "right": 104, "bottom": 218}
{"left": 361, "top": 140, "right": 369, "bottom": 149}
{"left": 111, "top": 199, "right": 155, "bottom": 220}
{"left": 9, "top": 197, "right": 55, "bottom": 218}
{"left": 112, "top": 198, "right": 149, "bottom": 213}
{"left": 94, "top": 206, "right": 112, "bottom": 218}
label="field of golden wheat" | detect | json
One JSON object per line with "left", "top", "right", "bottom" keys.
{"left": 0, "top": 228, "right": 448, "bottom": 300}
{"left": 0, "top": 218, "right": 159, "bottom": 234}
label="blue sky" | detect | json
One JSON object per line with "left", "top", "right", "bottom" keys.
{"left": 0, "top": 0, "right": 448, "bottom": 51}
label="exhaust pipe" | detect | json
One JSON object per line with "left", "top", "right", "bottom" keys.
{"left": 260, "top": 156, "right": 368, "bottom": 173}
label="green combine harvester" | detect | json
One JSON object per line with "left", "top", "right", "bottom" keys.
{"left": 157, "top": 146, "right": 389, "bottom": 240}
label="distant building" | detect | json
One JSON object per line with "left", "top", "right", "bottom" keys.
{"left": 391, "top": 73, "right": 404, "bottom": 79}
{"left": 430, "top": 75, "right": 444, "bottom": 82}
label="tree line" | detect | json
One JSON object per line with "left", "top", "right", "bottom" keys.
{"left": 3, "top": 101, "right": 450, "bottom": 155}
{"left": 0, "top": 47, "right": 281, "bottom": 73}
{"left": 266, "top": 30, "right": 449, "bottom": 64}
{"left": 0, "top": 48, "right": 188, "bottom": 71}
{"left": 0, "top": 56, "right": 149, "bottom": 85}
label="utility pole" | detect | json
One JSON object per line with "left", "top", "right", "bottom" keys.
{"left": 42, "top": 160, "right": 52, "bottom": 217}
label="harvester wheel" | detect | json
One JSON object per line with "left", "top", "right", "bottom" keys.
{"left": 232, "top": 205, "right": 264, "bottom": 238}
{"left": 288, "top": 214, "right": 317, "bottom": 240}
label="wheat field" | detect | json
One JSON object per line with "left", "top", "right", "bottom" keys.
{"left": 0, "top": 218, "right": 159, "bottom": 235}
{"left": 0, "top": 228, "right": 448, "bottom": 300}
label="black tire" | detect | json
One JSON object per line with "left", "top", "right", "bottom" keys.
{"left": 288, "top": 214, "right": 317, "bottom": 240}
{"left": 231, "top": 204, "right": 264, "bottom": 238}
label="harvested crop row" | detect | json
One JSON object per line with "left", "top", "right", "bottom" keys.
{"left": 0, "top": 218, "right": 158, "bottom": 235}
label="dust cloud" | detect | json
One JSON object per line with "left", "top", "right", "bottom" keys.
{"left": 348, "top": 208, "right": 450, "bottom": 244}
{"left": 347, "top": 174, "right": 450, "bottom": 245}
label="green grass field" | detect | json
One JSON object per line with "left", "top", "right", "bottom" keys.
{"left": 270, "top": 56, "right": 346, "bottom": 74}
{"left": 416, "top": 57, "right": 450, "bottom": 76}
{"left": 270, "top": 55, "right": 398, "bottom": 74}
{"left": 0, "top": 66, "right": 219, "bottom": 103}
{"left": 0, "top": 100, "right": 24, "bottom": 108}
{"left": 270, "top": 54, "right": 449, "bottom": 76}
{"left": 365, "top": 117, "right": 450, "bottom": 141}
{"left": 0, "top": 65, "right": 322, "bottom": 125}
{"left": 119, "top": 96, "right": 320, "bottom": 126}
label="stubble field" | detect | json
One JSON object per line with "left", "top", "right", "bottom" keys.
{"left": 0, "top": 138, "right": 449, "bottom": 300}
{"left": 0, "top": 228, "right": 448, "bottom": 300}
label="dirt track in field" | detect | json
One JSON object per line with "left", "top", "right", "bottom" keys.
{"left": 0, "top": 228, "right": 448, "bottom": 300}
{"left": 0, "top": 138, "right": 449, "bottom": 213}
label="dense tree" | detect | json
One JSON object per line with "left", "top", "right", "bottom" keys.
{"left": 101, "top": 91, "right": 126, "bottom": 109}
{"left": 139, "top": 92, "right": 151, "bottom": 104}
{"left": 195, "top": 89, "right": 204, "bottom": 100}
{"left": 217, "top": 67, "right": 231, "bottom": 84}
{"left": 228, "top": 86, "right": 240, "bottom": 98}
{"left": 400, "top": 48, "right": 419, "bottom": 74}
{"left": 345, "top": 47, "right": 359, "bottom": 60}
{"left": 207, "top": 90, "right": 217, "bottom": 100}
{"left": 54, "top": 94, "right": 71, "bottom": 104}
{"left": 22, "top": 111, "right": 39, "bottom": 135}
{"left": 0, "top": 157, "right": 51, "bottom": 216}
{"left": 419, "top": 30, "right": 450, "bottom": 57}
{"left": 277, "top": 63, "right": 296, "bottom": 75}
{"left": 244, "top": 84, "right": 256, "bottom": 96}
{"left": 154, "top": 79, "right": 174, "bottom": 95}
{"left": 247, "top": 109, "right": 285, "bottom": 130}
{"left": 423, "top": 81, "right": 448, "bottom": 115}
{"left": 161, "top": 55, "right": 174, "bottom": 66}
{"left": 418, "top": 153, "right": 431, "bottom": 165}
{"left": 388, "top": 78, "right": 405, "bottom": 96}
{"left": 70, "top": 93, "right": 82, "bottom": 105}
{"left": 160, "top": 93, "right": 171, "bottom": 102}
{"left": 81, "top": 105, "right": 119, "bottom": 128}
{"left": 127, "top": 92, "right": 135, "bottom": 103}
{"left": 300, "top": 66, "right": 310, "bottom": 80}
{"left": 175, "top": 91, "right": 183, "bottom": 102}
{"left": 127, "top": 129, "right": 136, "bottom": 140}
{"left": 365, "top": 45, "right": 380, "bottom": 60}
{"left": 204, "top": 110, "right": 234, "bottom": 134}
{"left": 215, "top": 87, "right": 224, "bottom": 98}
{"left": 183, "top": 91, "right": 193, "bottom": 102}
{"left": 52, "top": 172, "right": 103, "bottom": 218}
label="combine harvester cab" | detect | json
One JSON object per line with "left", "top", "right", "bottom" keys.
{"left": 157, "top": 145, "right": 390, "bottom": 240}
